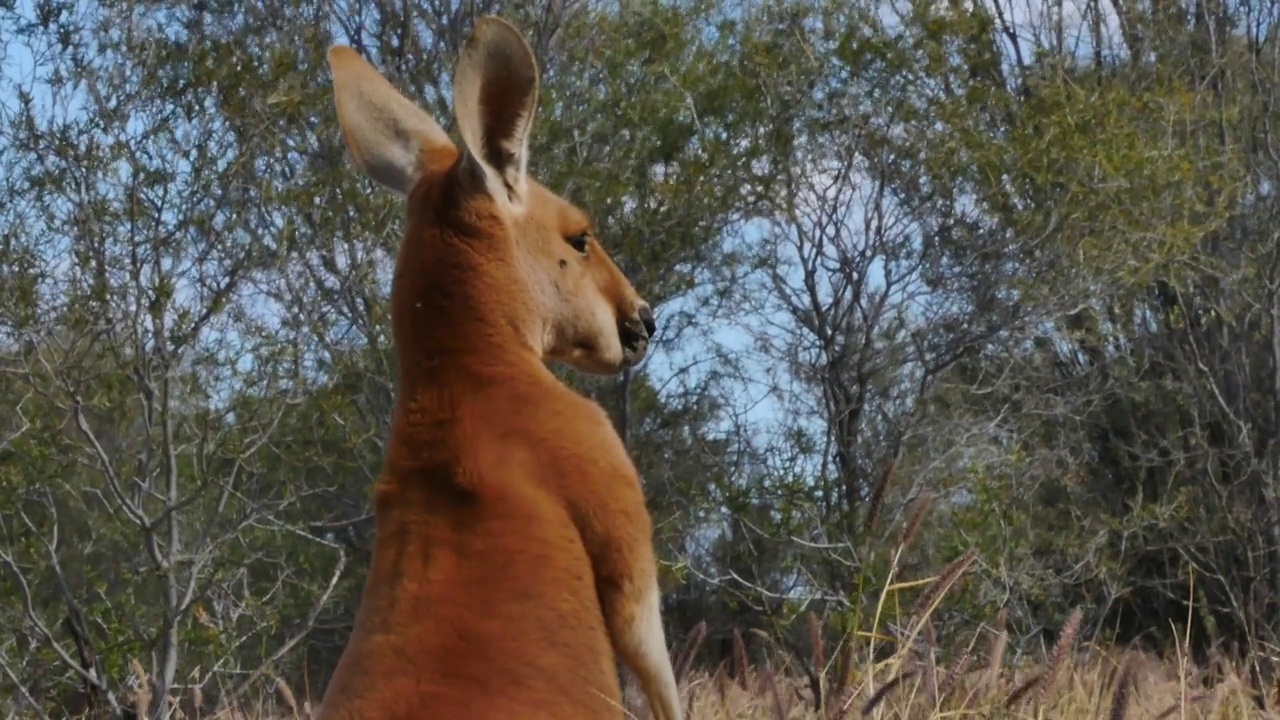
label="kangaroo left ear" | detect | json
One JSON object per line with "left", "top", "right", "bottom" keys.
{"left": 451, "top": 16, "right": 540, "bottom": 212}
{"left": 327, "top": 45, "right": 455, "bottom": 196}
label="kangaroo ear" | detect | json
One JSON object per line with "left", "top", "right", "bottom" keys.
{"left": 327, "top": 45, "right": 455, "bottom": 195}
{"left": 451, "top": 16, "right": 540, "bottom": 211}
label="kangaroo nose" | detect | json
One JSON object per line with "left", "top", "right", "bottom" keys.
{"left": 638, "top": 304, "right": 656, "bottom": 338}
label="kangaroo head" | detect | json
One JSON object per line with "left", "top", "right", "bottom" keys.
{"left": 327, "top": 17, "right": 654, "bottom": 375}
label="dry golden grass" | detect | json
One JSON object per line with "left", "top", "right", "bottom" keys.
{"left": 670, "top": 652, "right": 1276, "bottom": 719}
{"left": 179, "top": 573, "right": 1280, "bottom": 720}
{"left": 54, "top": 502, "right": 1280, "bottom": 720}
{"left": 88, "top": 599, "right": 1280, "bottom": 720}
{"left": 159, "top": 645, "right": 1278, "bottom": 720}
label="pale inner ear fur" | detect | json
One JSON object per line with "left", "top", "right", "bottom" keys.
{"left": 451, "top": 16, "right": 540, "bottom": 211}
{"left": 327, "top": 45, "right": 454, "bottom": 195}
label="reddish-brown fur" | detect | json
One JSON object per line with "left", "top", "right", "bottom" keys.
{"left": 317, "top": 16, "right": 682, "bottom": 720}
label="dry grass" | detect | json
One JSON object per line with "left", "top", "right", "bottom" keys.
{"left": 670, "top": 651, "right": 1276, "bottom": 719}
{"left": 75, "top": 620, "right": 1280, "bottom": 720}
{"left": 177, "top": 559, "right": 1280, "bottom": 720}
{"left": 153, "top": 645, "right": 1279, "bottom": 720}
{"left": 46, "top": 501, "right": 1280, "bottom": 720}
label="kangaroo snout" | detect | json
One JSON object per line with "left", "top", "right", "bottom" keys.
{"left": 619, "top": 303, "right": 656, "bottom": 364}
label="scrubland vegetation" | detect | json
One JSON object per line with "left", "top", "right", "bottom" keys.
{"left": 5, "top": 0, "right": 1280, "bottom": 716}
{"left": 112, "top": 518, "right": 1280, "bottom": 719}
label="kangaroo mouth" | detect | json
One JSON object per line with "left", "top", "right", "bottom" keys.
{"left": 618, "top": 320, "right": 650, "bottom": 366}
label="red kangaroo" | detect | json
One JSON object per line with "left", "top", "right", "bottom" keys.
{"left": 317, "top": 16, "right": 683, "bottom": 720}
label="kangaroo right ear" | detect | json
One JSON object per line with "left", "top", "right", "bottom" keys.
{"left": 450, "top": 17, "right": 540, "bottom": 212}
{"left": 327, "top": 46, "right": 455, "bottom": 195}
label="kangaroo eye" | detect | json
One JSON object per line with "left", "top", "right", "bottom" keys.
{"left": 567, "top": 232, "right": 590, "bottom": 255}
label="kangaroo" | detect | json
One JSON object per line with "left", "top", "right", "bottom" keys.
{"left": 317, "top": 16, "right": 682, "bottom": 720}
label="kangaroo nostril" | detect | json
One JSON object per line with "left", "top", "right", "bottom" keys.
{"left": 638, "top": 304, "right": 656, "bottom": 338}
